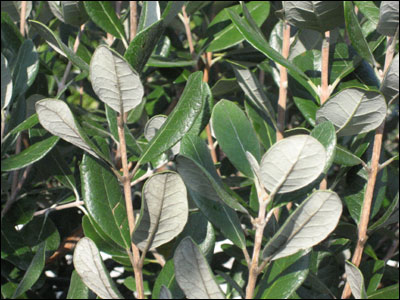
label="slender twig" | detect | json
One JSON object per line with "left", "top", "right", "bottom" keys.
{"left": 341, "top": 33, "right": 397, "bottom": 299}
{"left": 19, "top": 1, "right": 27, "bottom": 36}
{"left": 151, "top": 250, "right": 166, "bottom": 267}
{"left": 33, "top": 201, "right": 85, "bottom": 216}
{"left": 379, "top": 156, "right": 398, "bottom": 171}
{"left": 130, "top": 1, "right": 137, "bottom": 42}
{"left": 181, "top": 6, "right": 195, "bottom": 59}
{"left": 117, "top": 115, "right": 144, "bottom": 299}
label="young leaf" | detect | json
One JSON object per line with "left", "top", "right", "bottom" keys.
{"left": 260, "top": 135, "right": 326, "bottom": 194}
{"left": 174, "top": 237, "right": 225, "bottom": 299}
{"left": 316, "top": 88, "right": 387, "bottom": 136}
{"left": 311, "top": 121, "right": 336, "bottom": 173}
{"left": 138, "top": 71, "right": 204, "bottom": 164}
{"left": 1, "top": 53, "right": 12, "bottom": 110}
{"left": 90, "top": 45, "right": 144, "bottom": 114}
{"left": 84, "top": 2, "right": 127, "bottom": 44}
{"left": 133, "top": 172, "right": 189, "bottom": 251}
{"left": 73, "top": 237, "right": 123, "bottom": 299}
{"left": 283, "top": 1, "right": 344, "bottom": 32}
{"left": 262, "top": 190, "right": 342, "bottom": 260}
{"left": 345, "top": 261, "right": 368, "bottom": 299}
{"left": 380, "top": 53, "right": 399, "bottom": 102}
{"left": 377, "top": 1, "right": 399, "bottom": 36}
{"left": 35, "top": 99, "right": 100, "bottom": 159}
{"left": 1, "top": 136, "right": 59, "bottom": 172}
{"left": 80, "top": 154, "right": 130, "bottom": 249}
{"left": 211, "top": 99, "right": 261, "bottom": 178}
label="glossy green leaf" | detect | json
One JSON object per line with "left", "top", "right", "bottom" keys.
{"left": 12, "top": 241, "right": 46, "bottom": 298}
{"left": 283, "top": 1, "right": 344, "bottom": 32}
{"left": 354, "top": 2, "right": 380, "bottom": 28}
{"left": 73, "top": 237, "right": 123, "bottom": 299}
{"left": 84, "top": 2, "right": 127, "bottom": 44}
{"left": 256, "top": 249, "right": 311, "bottom": 299}
{"left": 161, "top": 1, "right": 184, "bottom": 26}
{"left": 368, "top": 283, "right": 399, "bottom": 299}
{"left": 12, "top": 39, "right": 39, "bottom": 98}
{"left": 144, "top": 115, "right": 180, "bottom": 155}
{"left": 1, "top": 11, "right": 24, "bottom": 54}
{"left": 1, "top": 135, "right": 59, "bottom": 172}
{"left": 260, "top": 135, "right": 326, "bottom": 194}
{"left": 177, "top": 134, "right": 247, "bottom": 213}
{"left": 90, "top": 45, "right": 144, "bottom": 114}
{"left": 211, "top": 100, "right": 261, "bottom": 178}
{"left": 316, "top": 88, "right": 387, "bottom": 136}
{"left": 80, "top": 154, "right": 130, "bottom": 249}
{"left": 125, "top": 19, "right": 164, "bottom": 73}
{"left": 138, "top": 71, "right": 204, "bottom": 164}
{"left": 153, "top": 260, "right": 185, "bottom": 299}
{"left": 311, "top": 121, "right": 336, "bottom": 173}
{"left": 207, "top": 1, "right": 270, "bottom": 52}
{"left": 293, "top": 97, "right": 318, "bottom": 127}
{"left": 29, "top": 20, "right": 89, "bottom": 72}
{"left": 361, "top": 260, "right": 385, "bottom": 294}
{"left": 380, "top": 53, "right": 399, "bottom": 102}
{"left": 227, "top": 5, "right": 318, "bottom": 99}
{"left": 368, "top": 193, "right": 399, "bottom": 232}
{"left": 137, "top": 1, "right": 160, "bottom": 33}
{"left": 262, "top": 190, "right": 342, "bottom": 260}
{"left": 133, "top": 171, "right": 188, "bottom": 251}
{"left": 377, "top": 1, "right": 399, "bottom": 36}
{"left": 345, "top": 261, "right": 367, "bottom": 299}
{"left": 344, "top": 1, "right": 376, "bottom": 67}
{"left": 35, "top": 99, "right": 100, "bottom": 159}
{"left": 174, "top": 237, "right": 224, "bottom": 299}
{"left": 232, "top": 64, "right": 277, "bottom": 128}
{"left": 334, "top": 145, "right": 365, "bottom": 166}
{"left": 147, "top": 56, "right": 196, "bottom": 68}
{"left": 1, "top": 53, "right": 12, "bottom": 110}
{"left": 67, "top": 271, "right": 90, "bottom": 299}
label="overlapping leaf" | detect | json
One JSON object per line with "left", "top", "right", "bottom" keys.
{"left": 1, "top": 53, "right": 12, "bottom": 110}
{"left": 380, "top": 53, "right": 399, "bottom": 102}
{"left": 345, "top": 261, "right": 367, "bottom": 299}
{"left": 377, "top": 1, "right": 399, "bottom": 36}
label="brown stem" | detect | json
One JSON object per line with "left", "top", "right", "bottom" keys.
{"left": 34, "top": 200, "right": 85, "bottom": 216}
{"left": 117, "top": 115, "right": 144, "bottom": 299}
{"left": 130, "top": 1, "right": 137, "bottom": 42}
{"left": 182, "top": 5, "right": 195, "bottom": 58}
{"left": 19, "top": 1, "right": 27, "bottom": 36}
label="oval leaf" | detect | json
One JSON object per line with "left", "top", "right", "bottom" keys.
{"left": 81, "top": 154, "right": 130, "bottom": 249}
{"left": 345, "top": 261, "right": 368, "bottom": 299}
{"left": 35, "top": 99, "right": 100, "bottom": 158}
{"left": 138, "top": 71, "right": 204, "bottom": 164}
{"left": 174, "top": 237, "right": 224, "bottom": 299}
{"left": 377, "top": 1, "right": 399, "bottom": 36}
{"left": 260, "top": 135, "right": 326, "bottom": 194}
{"left": 90, "top": 45, "right": 144, "bottom": 114}
{"left": 211, "top": 99, "right": 261, "bottom": 178}
{"left": 73, "top": 237, "right": 123, "bottom": 299}
{"left": 316, "top": 88, "right": 387, "bottom": 136}
{"left": 1, "top": 135, "right": 59, "bottom": 172}
{"left": 1, "top": 53, "right": 12, "bottom": 110}
{"left": 380, "top": 53, "right": 399, "bottom": 102}
{"left": 133, "top": 172, "right": 188, "bottom": 251}
{"left": 284, "top": 1, "right": 344, "bottom": 32}
{"left": 262, "top": 190, "right": 342, "bottom": 260}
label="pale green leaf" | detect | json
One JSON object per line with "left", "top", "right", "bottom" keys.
{"left": 1, "top": 53, "right": 12, "bottom": 110}
{"left": 345, "top": 261, "right": 367, "bottom": 299}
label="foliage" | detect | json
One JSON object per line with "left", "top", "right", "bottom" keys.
{"left": 1, "top": 1, "right": 399, "bottom": 299}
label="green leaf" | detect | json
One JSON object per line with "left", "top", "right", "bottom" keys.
{"left": 29, "top": 20, "right": 90, "bottom": 72}
{"left": 354, "top": 2, "right": 380, "bottom": 28}
{"left": 256, "top": 249, "right": 311, "bottom": 299}
{"left": 260, "top": 135, "right": 326, "bottom": 194}
{"left": 80, "top": 154, "right": 130, "bottom": 249}
{"left": 174, "top": 237, "right": 225, "bottom": 299}
{"left": 380, "top": 53, "right": 399, "bottom": 102}
{"left": 1, "top": 11, "right": 24, "bottom": 54}
{"left": 1, "top": 135, "right": 59, "bottom": 172}
{"left": 61, "top": 1, "right": 89, "bottom": 26}
{"left": 90, "top": 45, "right": 144, "bottom": 114}
{"left": 133, "top": 171, "right": 188, "bottom": 251}
{"left": 207, "top": 1, "right": 270, "bottom": 52}
{"left": 368, "top": 283, "right": 399, "bottom": 299}
{"left": 12, "top": 241, "right": 46, "bottom": 298}
{"left": 211, "top": 100, "right": 261, "bottom": 178}
{"left": 227, "top": 4, "right": 318, "bottom": 100}
{"left": 368, "top": 193, "right": 399, "bottom": 232}
{"left": 345, "top": 261, "right": 367, "bottom": 299}
{"left": 377, "top": 2, "right": 399, "bottom": 36}
{"left": 67, "top": 271, "right": 90, "bottom": 299}
{"left": 293, "top": 96, "right": 318, "bottom": 127}
{"left": 1, "top": 53, "right": 12, "bottom": 110}
{"left": 311, "top": 121, "right": 336, "bottom": 173}
{"left": 73, "top": 237, "right": 123, "bottom": 299}
{"left": 161, "top": 2, "right": 184, "bottom": 26}
{"left": 262, "top": 190, "right": 342, "bottom": 260}
{"left": 125, "top": 19, "right": 164, "bottom": 73}
{"left": 232, "top": 64, "right": 277, "bottom": 128}
{"left": 35, "top": 99, "right": 101, "bottom": 159}
{"left": 138, "top": 71, "right": 204, "bottom": 164}
{"left": 137, "top": 1, "right": 160, "bottom": 33}
{"left": 1, "top": 1, "right": 32, "bottom": 22}
{"left": 12, "top": 39, "right": 39, "bottom": 98}
{"left": 153, "top": 260, "right": 184, "bottom": 299}
{"left": 334, "top": 144, "right": 365, "bottom": 166}
{"left": 177, "top": 134, "right": 247, "bottom": 213}
{"left": 283, "top": 1, "right": 344, "bottom": 32}
{"left": 344, "top": 1, "right": 377, "bottom": 67}
{"left": 316, "top": 88, "right": 387, "bottom": 136}
{"left": 84, "top": 1, "right": 127, "bottom": 44}
{"left": 160, "top": 286, "right": 173, "bottom": 299}
{"left": 147, "top": 56, "right": 197, "bottom": 68}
